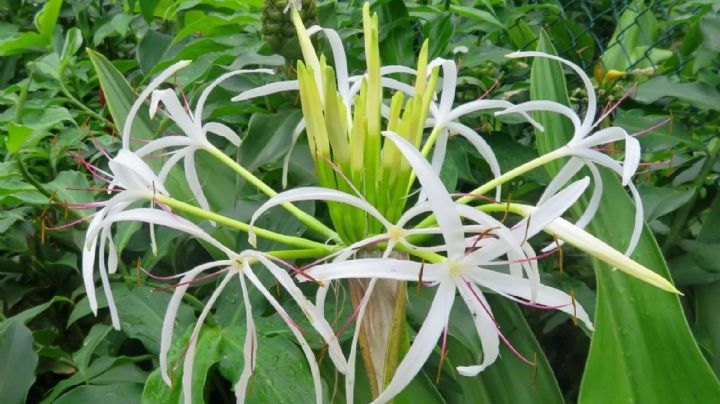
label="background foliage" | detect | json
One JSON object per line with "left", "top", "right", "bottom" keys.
{"left": 0, "top": 0, "right": 718, "bottom": 403}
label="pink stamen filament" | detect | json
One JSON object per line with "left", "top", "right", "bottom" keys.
{"left": 463, "top": 278, "right": 536, "bottom": 366}
{"left": 67, "top": 151, "right": 112, "bottom": 184}
{"left": 45, "top": 215, "right": 93, "bottom": 230}
{"left": 450, "top": 192, "right": 500, "bottom": 204}
{"left": 153, "top": 267, "right": 230, "bottom": 291}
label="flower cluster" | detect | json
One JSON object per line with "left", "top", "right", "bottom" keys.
{"left": 75, "top": 2, "right": 679, "bottom": 403}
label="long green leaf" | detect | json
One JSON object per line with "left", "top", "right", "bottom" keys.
{"left": 530, "top": 30, "right": 720, "bottom": 402}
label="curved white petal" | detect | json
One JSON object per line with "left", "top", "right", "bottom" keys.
{"left": 252, "top": 253, "right": 347, "bottom": 374}
{"left": 194, "top": 68, "right": 274, "bottom": 122}
{"left": 234, "top": 270, "right": 257, "bottom": 402}
{"left": 158, "top": 149, "right": 190, "bottom": 183}
{"left": 150, "top": 89, "right": 199, "bottom": 140}
{"left": 160, "top": 260, "right": 232, "bottom": 385}
{"left": 446, "top": 122, "right": 502, "bottom": 200}
{"left": 122, "top": 60, "right": 191, "bottom": 149}
{"left": 282, "top": 119, "right": 307, "bottom": 188}
{"left": 307, "top": 26, "right": 350, "bottom": 103}
{"left": 468, "top": 267, "right": 593, "bottom": 330}
{"left": 506, "top": 51, "right": 596, "bottom": 136}
{"left": 134, "top": 136, "right": 194, "bottom": 157}
{"left": 455, "top": 279, "right": 499, "bottom": 375}
{"left": 183, "top": 150, "right": 210, "bottom": 212}
{"left": 244, "top": 267, "right": 324, "bottom": 404}
{"left": 383, "top": 131, "right": 466, "bottom": 260}
{"left": 623, "top": 136, "right": 641, "bottom": 186}
{"left": 231, "top": 80, "right": 299, "bottom": 102}
{"left": 97, "top": 228, "right": 120, "bottom": 330}
{"left": 497, "top": 100, "right": 581, "bottom": 133}
{"left": 109, "top": 149, "right": 168, "bottom": 195}
{"left": 448, "top": 99, "right": 544, "bottom": 131}
{"left": 626, "top": 181, "right": 644, "bottom": 255}
{"left": 182, "top": 272, "right": 234, "bottom": 404}
{"left": 304, "top": 258, "right": 432, "bottom": 283}
{"left": 249, "top": 187, "right": 391, "bottom": 246}
{"left": 372, "top": 279, "right": 456, "bottom": 404}
{"left": 203, "top": 122, "right": 241, "bottom": 146}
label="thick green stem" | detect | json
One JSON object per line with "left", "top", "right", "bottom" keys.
{"left": 155, "top": 194, "right": 336, "bottom": 252}
{"left": 204, "top": 144, "right": 340, "bottom": 242}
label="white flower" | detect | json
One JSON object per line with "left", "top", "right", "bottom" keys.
{"left": 496, "top": 51, "right": 643, "bottom": 254}
{"left": 159, "top": 247, "right": 348, "bottom": 404}
{"left": 122, "top": 60, "right": 273, "bottom": 213}
{"left": 81, "top": 149, "right": 171, "bottom": 329}
{"left": 302, "top": 132, "right": 593, "bottom": 403}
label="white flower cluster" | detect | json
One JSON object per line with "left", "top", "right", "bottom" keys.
{"left": 75, "top": 12, "right": 676, "bottom": 404}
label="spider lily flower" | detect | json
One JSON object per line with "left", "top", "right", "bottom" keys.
{"left": 82, "top": 150, "right": 171, "bottom": 329}
{"left": 496, "top": 51, "right": 643, "bottom": 255}
{"left": 160, "top": 248, "right": 347, "bottom": 404}
{"left": 303, "top": 132, "right": 593, "bottom": 403}
{"left": 121, "top": 60, "right": 273, "bottom": 213}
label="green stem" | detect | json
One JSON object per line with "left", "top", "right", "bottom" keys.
{"left": 414, "top": 148, "right": 565, "bottom": 230}
{"left": 155, "top": 194, "right": 336, "bottom": 252}
{"left": 204, "top": 144, "right": 340, "bottom": 242}
{"left": 662, "top": 136, "right": 720, "bottom": 253}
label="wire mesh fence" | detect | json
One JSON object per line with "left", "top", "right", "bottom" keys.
{"left": 499, "top": 0, "right": 701, "bottom": 76}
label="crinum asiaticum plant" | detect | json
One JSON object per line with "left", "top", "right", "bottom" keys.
{"left": 76, "top": 2, "right": 681, "bottom": 403}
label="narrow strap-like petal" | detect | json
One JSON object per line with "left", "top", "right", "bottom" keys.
{"left": 384, "top": 132, "right": 466, "bottom": 260}
{"left": 194, "top": 68, "right": 273, "bottom": 122}
{"left": 372, "top": 279, "right": 456, "bottom": 404}
{"left": 182, "top": 272, "right": 234, "bottom": 404}
{"left": 203, "top": 122, "right": 241, "bottom": 147}
{"left": 234, "top": 270, "right": 257, "bottom": 403}
{"left": 455, "top": 278, "right": 499, "bottom": 375}
{"left": 231, "top": 80, "right": 299, "bottom": 102}
{"left": 122, "top": 60, "right": 191, "bottom": 149}
{"left": 446, "top": 122, "right": 502, "bottom": 200}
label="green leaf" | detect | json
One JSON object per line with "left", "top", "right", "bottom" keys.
{"left": 238, "top": 110, "right": 303, "bottom": 173}
{"left": 530, "top": 32, "right": 720, "bottom": 403}
{"left": 54, "top": 382, "right": 143, "bottom": 404}
{"left": 699, "top": 12, "right": 720, "bottom": 52}
{"left": 73, "top": 324, "right": 114, "bottom": 377}
{"left": 115, "top": 287, "right": 196, "bottom": 355}
{"left": 137, "top": 30, "right": 173, "bottom": 75}
{"left": 0, "top": 296, "right": 71, "bottom": 334}
{"left": 60, "top": 27, "right": 83, "bottom": 67}
{"left": 449, "top": 5, "right": 504, "bottom": 31}
{"left": 140, "top": 0, "right": 162, "bottom": 22}
{"left": 34, "top": 0, "right": 63, "bottom": 39}
{"left": 632, "top": 76, "right": 720, "bottom": 111}
{"left": 638, "top": 184, "right": 695, "bottom": 222}
{"left": 6, "top": 122, "right": 34, "bottom": 154}
{"left": 0, "top": 32, "right": 47, "bottom": 56}
{"left": 0, "top": 321, "right": 38, "bottom": 404}
{"left": 86, "top": 48, "right": 154, "bottom": 139}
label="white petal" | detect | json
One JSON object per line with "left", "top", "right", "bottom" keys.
{"left": 244, "top": 267, "right": 324, "bottom": 404}
{"left": 538, "top": 157, "right": 584, "bottom": 205}
{"left": 249, "top": 187, "right": 391, "bottom": 246}
{"left": 252, "top": 253, "right": 348, "bottom": 374}
{"left": 455, "top": 278, "right": 499, "bottom": 375}
{"left": 282, "top": 119, "right": 307, "bottom": 188}
{"left": 304, "top": 258, "right": 432, "bottom": 283}
{"left": 104, "top": 208, "right": 234, "bottom": 256}
{"left": 160, "top": 260, "right": 231, "bottom": 385}
{"left": 231, "top": 80, "right": 299, "bottom": 102}
{"left": 383, "top": 132, "right": 466, "bottom": 260}
{"left": 194, "top": 68, "right": 274, "bottom": 122}
{"left": 575, "top": 126, "right": 627, "bottom": 149}
{"left": 157, "top": 149, "right": 189, "bottom": 183}
{"left": 150, "top": 89, "right": 199, "bottom": 140}
{"left": 182, "top": 272, "right": 234, "bottom": 404}
{"left": 346, "top": 278, "right": 377, "bottom": 404}
{"left": 372, "top": 279, "right": 456, "bottom": 404}
{"left": 437, "top": 59, "right": 458, "bottom": 119}
{"left": 234, "top": 270, "right": 257, "bottom": 402}
{"left": 97, "top": 230, "right": 120, "bottom": 330}
{"left": 134, "top": 136, "right": 194, "bottom": 157}
{"left": 446, "top": 122, "right": 502, "bottom": 200}
{"left": 497, "top": 100, "right": 581, "bottom": 133}
{"left": 183, "top": 150, "right": 210, "bottom": 212}
{"left": 109, "top": 149, "right": 168, "bottom": 195}
{"left": 203, "top": 122, "right": 241, "bottom": 147}
{"left": 122, "top": 60, "right": 191, "bottom": 149}
{"left": 506, "top": 51, "right": 596, "bottom": 136}
{"left": 626, "top": 181, "right": 644, "bottom": 255}
{"left": 623, "top": 135, "right": 641, "bottom": 186}
{"left": 522, "top": 177, "right": 590, "bottom": 238}
{"left": 307, "top": 26, "right": 350, "bottom": 103}
{"left": 448, "top": 99, "right": 544, "bottom": 131}
{"left": 83, "top": 212, "right": 104, "bottom": 314}
{"left": 468, "top": 267, "right": 593, "bottom": 330}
